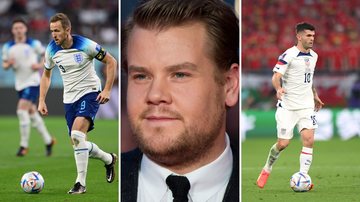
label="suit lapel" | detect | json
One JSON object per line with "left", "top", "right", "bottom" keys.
{"left": 222, "top": 145, "right": 239, "bottom": 202}
{"left": 121, "top": 148, "right": 143, "bottom": 202}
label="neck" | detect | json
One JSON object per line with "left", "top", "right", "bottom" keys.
{"left": 61, "top": 34, "right": 73, "bottom": 49}
{"left": 296, "top": 44, "right": 310, "bottom": 53}
{"left": 15, "top": 36, "right": 26, "bottom": 43}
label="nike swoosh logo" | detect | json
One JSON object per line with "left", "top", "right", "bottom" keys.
{"left": 79, "top": 110, "right": 85, "bottom": 113}
{"left": 276, "top": 67, "right": 280, "bottom": 69}
{"left": 55, "top": 60, "right": 62, "bottom": 63}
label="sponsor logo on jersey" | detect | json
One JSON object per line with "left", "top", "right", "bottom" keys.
{"left": 74, "top": 53, "right": 83, "bottom": 64}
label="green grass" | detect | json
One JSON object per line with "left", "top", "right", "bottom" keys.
{"left": 242, "top": 138, "right": 360, "bottom": 202}
{"left": 0, "top": 116, "right": 118, "bottom": 202}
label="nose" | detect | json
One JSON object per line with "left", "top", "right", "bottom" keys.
{"left": 145, "top": 77, "right": 171, "bottom": 105}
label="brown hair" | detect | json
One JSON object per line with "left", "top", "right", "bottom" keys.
{"left": 122, "top": 0, "right": 239, "bottom": 72}
{"left": 49, "top": 13, "right": 71, "bottom": 30}
{"left": 12, "top": 18, "right": 27, "bottom": 27}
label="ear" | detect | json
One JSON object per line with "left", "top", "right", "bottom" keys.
{"left": 225, "top": 63, "right": 239, "bottom": 107}
{"left": 296, "top": 33, "right": 302, "bottom": 41}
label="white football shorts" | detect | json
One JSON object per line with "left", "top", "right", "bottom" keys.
{"left": 275, "top": 107, "right": 318, "bottom": 139}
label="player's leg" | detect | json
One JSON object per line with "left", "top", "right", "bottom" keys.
{"left": 257, "top": 107, "right": 296, "bottom": 188}
{"left": 298, "top": 109, "right": 317, "bottom": 174}
{"left": 16, "top": 98, "right": 32, "bottom": 156}
{"left": 29, "top": 104, "right": 56, "bottom": 156}
{"left": 69, "top": 117, "right": 90, "bottom": 194}
{"left": 86, "top": 141, "right": 116, "bottom": 182}
{"left": 264, "top": 138, "right": 290, "bottom": 172}
{"left": 67, "top": 92, "right": 117, "bottom": 194}
{"left": 299, "top": 128, "right": 314, "bottom": 173}
{"left": 79, "top": 92, "right": 117, "bottom": 183}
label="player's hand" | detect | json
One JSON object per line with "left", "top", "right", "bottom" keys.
{"left": 8, "top": 58, "right": 15, "bottom": 65}
{"left": 276, "top": 88, "right": 286, "bottom": 100}
{"left": 38, "top": 101, "right": 48, "bottom": 116}
{"left": 96, "top": 90, "right": 110, "bottom": 104}
{"left": 4, "top": 58, "right": 15, "bottom": 69}
{"left": 31, "top": 63, "right": 42, "bottom": 70}
{"left": 314, "top": 96, "right": 324, "bottom": 112}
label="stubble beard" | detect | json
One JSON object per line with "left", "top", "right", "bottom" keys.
{"left": 130, "top": 97, "right": 225, "bottom": 169}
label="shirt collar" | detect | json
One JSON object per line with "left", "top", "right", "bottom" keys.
{"left": 139, "top": 134, "right": 233, "bottom": 201}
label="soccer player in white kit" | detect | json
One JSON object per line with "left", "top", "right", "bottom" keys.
{"left": 38, "top": 13, "right": 117, "bottom": 194}
{"left": 2, "top": 18, "right": 55, "bottom": 157}
{"left": 256, "top": 22, "right": 324, "bottom": 189}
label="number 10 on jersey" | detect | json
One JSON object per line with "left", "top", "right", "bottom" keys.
{"left": 304, "top": 73, "right": 311, "bottom": 83}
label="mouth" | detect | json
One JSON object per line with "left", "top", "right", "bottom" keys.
{"left": 145, "top": 115, "right": 179, "bottom": 122}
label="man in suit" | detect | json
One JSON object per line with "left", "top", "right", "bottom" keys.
{"left": 122, "top": 0, "right": 239, "bottom": 201}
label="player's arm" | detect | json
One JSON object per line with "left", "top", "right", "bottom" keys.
{"left": 96, "top": 53, "right": 117, "bottom": 104}
{"left": 2, "top": 59, "right": 15, "bottom": 70}
{"left": 272, "top": 72, "right": 285, "bottom": 100}
{"left": 312, "top": 85, "right": 324, "bottom": 112}
{"left": 38, "top": 69, "right": 52, "bottom": 116}
{"left": 32, "top": 55, "right": 45, "bottom": 70}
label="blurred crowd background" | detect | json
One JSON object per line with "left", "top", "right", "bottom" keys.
{"left": 0, "top": 0, "right": 119, "bottom": 118}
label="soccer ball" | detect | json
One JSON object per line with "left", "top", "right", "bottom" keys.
{"left": 290, "top": 172, "right": 312, "bottom": 192}
{"left": 20, "top": 171, "right": 45, "bottom": 193}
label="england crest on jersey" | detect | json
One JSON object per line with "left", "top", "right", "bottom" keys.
{"left": 74, "top": 53, "right": 83, "bottom": 64}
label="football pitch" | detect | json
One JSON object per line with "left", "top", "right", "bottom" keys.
{"left": 242, "top": 138, "right": 360, "bottom": 202}
{"left": 0, "top": 116, "right": 118, "bottom": 202}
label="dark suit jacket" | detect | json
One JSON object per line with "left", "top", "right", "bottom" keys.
{"left": 121, "top": 146, "right": 239, "bottom": 202}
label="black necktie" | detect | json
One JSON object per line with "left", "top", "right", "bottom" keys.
{"left": 166, "top": 175, "right": 191, "bottom": 202}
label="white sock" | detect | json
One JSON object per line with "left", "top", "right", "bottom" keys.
{"left": 87, "top": 141, "right": 112, "bottom": 165}
{"left": 30, "top": 112, "right": 52, "bottom": 145}
{"left": 71, "top": 130, "right": 89, "bottom": 186}
{"left": 300, "top": 147, "right": 313, "bottom": 173}
{"left": 264, "top": 143, "right": 281, "bottom": 172}
{"left": 17, "top": 109, "right": 31, "bottom": 148}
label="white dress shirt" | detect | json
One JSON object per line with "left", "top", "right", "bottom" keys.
{"left": 137, "top": 134, "right": 233, "bottom": 202}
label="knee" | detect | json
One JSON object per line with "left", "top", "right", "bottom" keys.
{"left": 17, "top": 109, "right": 30, "bottom": 124}
{"left": 71, "top": 130, "right": 87, "bottom": 148}
{"left": 302, "top": 136, "right": 314, "bottom": 147}
{"left": 277, "top": 140, "right": 290, "bottom": 151}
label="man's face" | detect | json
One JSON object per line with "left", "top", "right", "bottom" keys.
{"left": 298, "top": 29, "right": 315, "bottom": 50}
{"left": 12, "top": 22, "right": 27, "bottom": 39}
{"left": 126, "top": 23, "right": 227, "bottom": 167}
{"left": 50, "top": 21, "right": 69, "bottom": 46}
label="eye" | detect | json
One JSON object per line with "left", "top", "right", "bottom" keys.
{"left": 132, "top": 74, "right": 148, "bottom": 80}
{"left": 173, "top": 72, "right": 189, "bottom": 79}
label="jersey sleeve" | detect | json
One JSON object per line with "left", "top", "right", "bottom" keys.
{"left": 33, "top": 40, "right": 45, "bottom": 55}
{"left": 273, "top": 51, "right": 293, "bottom": 75}
{"left": 83, "top": 38, "right": 107, "bottom": 61}
{"left": 44, "top": 45, "right": 55, "bottom": 70}
{"left": 2, "top": 43, "right": 10, "bottom": 61}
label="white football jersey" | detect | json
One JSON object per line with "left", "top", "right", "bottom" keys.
{"left": 2, "top": 39, "right": 44, "bottom": 91}
{"left": 44, "top": 35, "right": 106, "bottom": 104}
{"left": 273, "top": 46, "right": 318, "bottom": 110}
